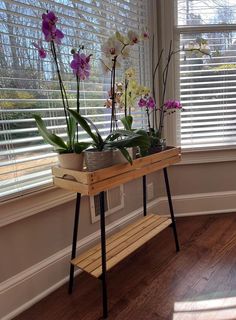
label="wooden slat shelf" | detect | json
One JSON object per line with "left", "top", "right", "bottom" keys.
{"left": 71, "top": 214, "right": 171, "bottom": 278}
{"left": 52, "top": 147, "right": 181, "bottom": 196}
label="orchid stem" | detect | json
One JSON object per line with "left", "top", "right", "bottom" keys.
{"left": 50, "top": 41, "right": 71, "bottom": 148}
{"left": 158, "top": 40, "right": 172, "bottom": 138}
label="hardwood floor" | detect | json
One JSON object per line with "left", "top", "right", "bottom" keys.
{"left": 14, "top": 213, "right": 236, "bottom": 320}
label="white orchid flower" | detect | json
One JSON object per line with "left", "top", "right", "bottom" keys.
{"left": 101, "top": 36, "right": 122, "bottom": 57}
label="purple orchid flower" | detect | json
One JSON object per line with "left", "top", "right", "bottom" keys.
{"left": 146, "top": 96, "right": 155, "bottom": 109}
{"left": 138, "top": 98, "right": 147, "bottom": 108}
{"left": 42, "top": 11, "right": 64, "bottom": 44}
{"left": 164, "top": 99, "right": 182, "bottom": 109}
{"left": 32, "top": 40, "right": 46, "bottom": 59}
{"left": 70, "top": 52, "right": 92, "bottom": 80}
{"left": 42, "top": 11, "right": 58, "bottom": 25}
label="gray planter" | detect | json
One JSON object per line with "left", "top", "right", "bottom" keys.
{"left": 113, "top": 147, "right": 137, "bottom": 165}
{"left": 85, "top": 149, "right": 113, "bottom": 171}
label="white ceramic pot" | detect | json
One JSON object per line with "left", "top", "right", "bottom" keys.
{"left": 58, "top": 153, "right": 84, "bottom": 171}
{"left": 85, "top": 149, "right": 113, "bottom": 171}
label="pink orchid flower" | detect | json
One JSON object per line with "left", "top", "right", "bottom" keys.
{"left": 146, "top": 97, "right": 155, "bottom": 109}
{"left": 42, "top": 11, "right": 64, "bottom": 44}
{"left": 70, "top": 52, "right": 92, "bottom": 80}
{"left": 42, "top": 11, "right": 58, "bottom": 25}
{"left": 138, "top": 98, "right": 147, "bottom": 108}
{"left": 138, "top": 96, "right": 155, "bottom": 109}
{"left": 143, "top": 31, "right": 149, "bottom": 39}
{"left": 164, "top": 99, "right": 182, "bottom": 109}
{"left": 32, "top": 40, "right": 46, "bottom": 59}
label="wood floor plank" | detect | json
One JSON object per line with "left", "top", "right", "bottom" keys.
{"left": 14, "top": 213, "right": 236, "bottom": 320}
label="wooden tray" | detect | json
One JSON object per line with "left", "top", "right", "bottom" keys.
{"left": 52, "top": 147, "right": 181, "bottom": 196}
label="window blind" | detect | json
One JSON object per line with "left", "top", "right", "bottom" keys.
{"left": 0, "top": 0, "right": 150, "bottom": 201}
{"left": 180, "top": 31, "right": 236, "bottom": 149}
{"left": 177, "top": 0, "right": 236, "bottom": 150}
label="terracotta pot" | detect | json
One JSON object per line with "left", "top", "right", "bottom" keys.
{"left": 113, "top": 147, "right": 137, "bottom": 165}
{"left": 85, "top": 149, "right": 113, "bottom": 171}
{"left": 58, "top": 153, "right": 84, "bottom": 170}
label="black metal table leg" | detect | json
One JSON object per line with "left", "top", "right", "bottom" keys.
{"left": 143, "top": 175, "right": 147, "bottom": 216}
{"left": 99, "top": 191, "right": 108, "bottom": 319}
{"left": 68, "top": 193, "right": 81, "bottom": 294}
{"left": 163, "top": 168, "right": 180, "bottom": 252}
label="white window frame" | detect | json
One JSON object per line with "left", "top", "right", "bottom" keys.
{"left": 154, "top": 0, "right": 236, "bottom": 164}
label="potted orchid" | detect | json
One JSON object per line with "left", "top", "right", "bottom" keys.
{"left": 118, "top": 71, "right": 182, "bottom": 154}
{"left": 135, "top": 37, "right": 211, "bottom": 154}
{"left": 101, "top": 30, "right": 148, "bottom": 132}
{"left": 106, "top": 36, "right": 210, "bottom": 156}
{"left": 68, "top": 109, "right": 150, "bottom": 171}
{"left": 101, "top": 33, "right": 148, "bottom": 162}
{"left": 118, "top": 70, "right": 152, "bottom": 158}
{"left": 138, "top": 96, "right": 182, "bottom": 154}
{"left": 32, "top": 11, "right": 92, "bottom": 170}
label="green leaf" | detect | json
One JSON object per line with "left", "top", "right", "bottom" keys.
{"left": 120, "top": 115, "right": 133, "bottom": 131}
{"left": 84, "top": 116, "right": 104, "bottom": 146}
{"left": 68, "top": 109, "right": 101, "bottom": 147}
{"left": 33, "top": 115, "right": 68, "bottom": 151}
{"left": 133, "top": 129, "right": 151, "bottom": 153}
{"left": 106, "top": 133, "right": 150, "bottom": 150}
{"left": 68, "top": 116, "right": 77, "bottom": 147}
{"left": 134, "top": 129, "right": 149, "bottom": 136}
{"left": 105, "top": 129, "right": 137, "bottom": 143}
{"left": 74, "top": 142, "right": 91, "bottom": 154}
{"left": 119, "top": 148, "right": 133, "bottom": 164}
{"left": 104, "top": 132, "right": 122, "bottom": 142}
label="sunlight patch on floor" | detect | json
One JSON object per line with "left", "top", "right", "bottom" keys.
{"left": 173, "top": 296, "right": 236, "bottom": 320}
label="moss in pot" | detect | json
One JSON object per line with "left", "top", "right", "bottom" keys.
{"left": 68, "top": 109, "right": 150, "bottom": 171}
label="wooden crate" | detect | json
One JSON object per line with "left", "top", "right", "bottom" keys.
{"left": 52, "top": 147, "right": 181, "bottom": 196}
{"left": 72, "top": 214, "right": 171, "bottom": 278}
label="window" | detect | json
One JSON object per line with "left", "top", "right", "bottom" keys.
{"left": 0, "top": 0, "right": 150, "bottom": 201}
{"left": 176, "top": 0, "right": 236, "bottom": 150}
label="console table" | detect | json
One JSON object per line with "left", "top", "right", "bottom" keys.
{"left": 52, "top": 146, "right": 181, "bottom": 319}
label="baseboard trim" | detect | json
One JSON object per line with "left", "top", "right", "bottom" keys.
{"left": 0, "top": 202, "right": 156, "bottom": 320}
{"left": 154, "top": 190, "right": 236, "bottom": 217}
{"left": 1, "top": 191, "right": 236, "bottom": 319}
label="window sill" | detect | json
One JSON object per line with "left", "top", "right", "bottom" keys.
{"left": 179, "top": 148, "right": 236, "bottom": 165}
{"left": 0, "top": 186, "right": 76, "bottom": 228}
